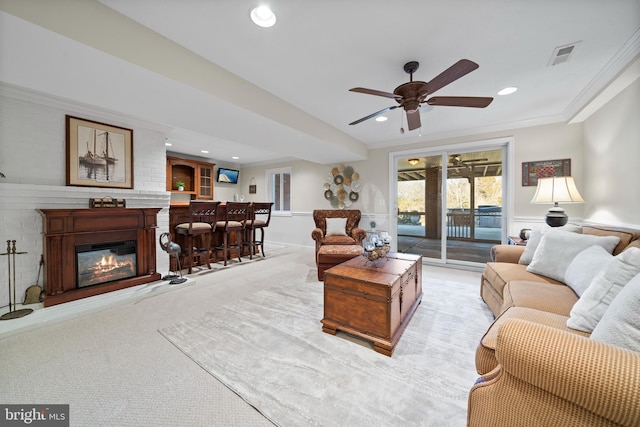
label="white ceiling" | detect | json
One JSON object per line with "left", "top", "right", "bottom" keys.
{"left": 1, "top": 0, "right": 639, "bottom": 167}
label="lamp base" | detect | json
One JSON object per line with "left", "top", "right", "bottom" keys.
{"left": 545, "top": 206, "right": 568, "bottom": 227}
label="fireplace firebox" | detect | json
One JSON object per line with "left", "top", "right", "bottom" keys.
{"left": 39, "top": 208, "right": 162, "bottom": 306}
{"left": 76, "top": 240, "right": 137, "bottom": 288}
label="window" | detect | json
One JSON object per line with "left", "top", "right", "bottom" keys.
{"left": 265, "top": 167, "right": 291, "bottom": 215}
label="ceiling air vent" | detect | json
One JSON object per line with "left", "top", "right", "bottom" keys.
{"left": 548, "top": 41, "right": 581, "bottom": 66}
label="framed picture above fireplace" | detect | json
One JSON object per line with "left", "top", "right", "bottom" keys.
{"left": 66, "top": 115, "right": 134, "bottom": 189}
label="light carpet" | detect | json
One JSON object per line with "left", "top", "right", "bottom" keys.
{"left": 159, "top": 269, "right": 493, "bottom": 426}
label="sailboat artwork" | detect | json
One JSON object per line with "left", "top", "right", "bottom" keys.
{"left": 66, "top": 115, "right": 133, "bottom": 189}
{"left": 77, "top": 126, "right": 126, "bottom": 182}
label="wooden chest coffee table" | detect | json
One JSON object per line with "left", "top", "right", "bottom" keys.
{"left": 321, "top": 252, "right": 422, "bottom": 356}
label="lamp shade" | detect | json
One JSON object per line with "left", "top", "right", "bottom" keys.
{"left": 531, "top": 177, "right": 584, "bottom": 204}
{"left": 531, "top": 176, "right": 584, "bottom": 227}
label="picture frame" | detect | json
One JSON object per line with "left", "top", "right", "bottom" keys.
{"left": 522, "top": 158, "right": 571, "bottom": 186}
{"left": 66, "top": 115, "right": 133, "bottom": 189}
{"left": 249, "top": 185, "right": 257, "bottom": 194}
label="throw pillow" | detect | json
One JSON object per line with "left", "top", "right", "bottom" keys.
{"left": 518, "top": 224, "right": 582, "bottom": 265}
{"left": 590, "top": 272, "right": 640, "bottom": 352}
{"left": 567, "top": 247, "right": 640, "bottom": 333}
{"left": 325, "top": 218, "right": 347, "bottom": 236}
{"left": 564, "top": 245, "right": 613, "bottom": 296}
{"left": 526, "top": 231, "right": 619, "bottom": 282}
{"left": 518, "top": 227, "right": 544, "bottom": 265}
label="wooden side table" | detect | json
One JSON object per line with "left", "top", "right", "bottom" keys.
{"left": 508, "top": 236, "right": 527, "bottom": 246}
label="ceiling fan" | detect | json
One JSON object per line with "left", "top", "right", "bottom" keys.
{"left": 349, "top": 59, "right": 493, "bottom": 131}
{"left": 448, "top": 154, "right": 488, "bottom": 168}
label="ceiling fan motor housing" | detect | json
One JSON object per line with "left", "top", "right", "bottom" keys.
{"left": 393, "top": 81, "right": 428, "bottom": 113}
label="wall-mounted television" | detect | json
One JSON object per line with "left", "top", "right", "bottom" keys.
{"left": 216, "top": 167, "right": 239, "bottom": 184}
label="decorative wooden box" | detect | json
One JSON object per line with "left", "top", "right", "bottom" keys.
{"left": 89, "top": 197, "right": 126, "bottom": 208}
{"left": 321, "top": 253, "right": 422, "bottom": 356}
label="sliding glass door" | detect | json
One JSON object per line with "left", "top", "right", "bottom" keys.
{"left": 394, "top": 145, "right": 506, "bottom": 265}
{"left": 397, "top": 154, "right": 443, "bottom": 259}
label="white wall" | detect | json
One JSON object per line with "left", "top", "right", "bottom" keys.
{"left": 583, "top": 78, "right": 640, "bottom": 227}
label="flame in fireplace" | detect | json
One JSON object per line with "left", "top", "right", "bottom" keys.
{"left": 96, "top": 255, "right": 134, "bottom": 273}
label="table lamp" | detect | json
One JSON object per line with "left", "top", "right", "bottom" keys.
{"left": 531, "top": 176, "right": 584, "bottom": 227}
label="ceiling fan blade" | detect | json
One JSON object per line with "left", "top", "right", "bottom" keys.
{"left": 406, "top": 110, "right": 421, "bottom": 131}
{"left": 426, "top": 96, "right": 493, "bottom": 108}
{"left": 349, "top": 87, "right": 402, "bottom": 99}
{"left": 349, "top": 105, "right": 399, "bottom": 125}
{"left": 426, "top": 59, "right": 479, "bottom": 94}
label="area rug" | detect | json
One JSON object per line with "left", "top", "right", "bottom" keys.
{"left": 159, "top": 270, "right": 493, "bottom": 426}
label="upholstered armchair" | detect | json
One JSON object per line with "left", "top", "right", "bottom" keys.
{"left": 311, "top": 209, "right": 367, "bottom": 259}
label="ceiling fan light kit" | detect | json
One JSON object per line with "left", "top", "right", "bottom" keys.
{"left": 349, "top": 59, "right": 494, "bottom": 131}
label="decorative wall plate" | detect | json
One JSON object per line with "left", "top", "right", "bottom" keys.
{"left": 323, "top": 164, "right": 360, "bottom": 209}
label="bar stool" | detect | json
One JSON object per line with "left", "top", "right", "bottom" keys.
{"left": 214, "top": 202, "right": 249, "bottom": 266}
{"left": 244, "top": 202, "right": 273, "bottom": 259}
{"left": 174, "top": 201, "right": 220, "bottom": 274}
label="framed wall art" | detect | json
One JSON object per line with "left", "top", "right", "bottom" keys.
{"left": 522, "top": 158, "right": 571, "bottom": 186}
{"left": 66, "top": 115, "right": 134, "bottom": 189}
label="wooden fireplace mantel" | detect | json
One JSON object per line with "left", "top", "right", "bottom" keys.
{"left": 39, "top": 207, "right": 162, "bottom": 306}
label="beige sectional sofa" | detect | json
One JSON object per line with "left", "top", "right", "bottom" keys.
{"left": 468, "top": 224, "right": 640, "bottom": 427}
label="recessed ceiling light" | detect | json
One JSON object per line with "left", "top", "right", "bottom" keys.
{"left": 232, "top": 156, "right": 239, "bottom": 160}
{"left": 165, "top": 142, "right": 172, "bottom": 146}
{"left": 250, "top": 5, "right": 276, "bottom": 28}
{"left": 498, "top": 86, "right": 518, "bottom": 96}
{"left": 201, "top": 150, "right": 209, "bottom": 154}
{"left": 375, "top": 116, "right": 388, "bottom": 122}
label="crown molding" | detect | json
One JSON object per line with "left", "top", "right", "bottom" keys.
{"left": 565, "top": 28, "right": 640, "bottom": 122}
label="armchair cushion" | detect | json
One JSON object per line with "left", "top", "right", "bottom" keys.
{"left": 325, "top": 218, "right": 347, "bottom": 236}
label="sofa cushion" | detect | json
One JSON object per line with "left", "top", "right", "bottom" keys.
{"left": 526, "top": 231, "right": 620, "bottom": 282}
{"left": 564, "top": 245, "right": 613, "bottom": 296}
{"left": 567, "top": 247, "right": 640, "bottom": 333}
{"left": 483, "top": 262, "right": 562, "bottom": 298}
{"left": 502, "top": 281, "right": 578, "bottom": 316}
{"left": 325, "top": 217, "right": 347, "bottom": 236}
{"left": 518, "top": 224, "right": 582, "bottom": 265}
{"left": 590, "top": 273, "right": 640, "bottom": 352}
{"left": 476, "top": 306, "right": 589, "bottom": 375}
{"left": 582, "top": 225, "right": 640, "bottom": 255}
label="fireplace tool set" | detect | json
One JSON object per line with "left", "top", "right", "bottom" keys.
{"left": 0, "top": 240, "right": 33, "bottom": 320}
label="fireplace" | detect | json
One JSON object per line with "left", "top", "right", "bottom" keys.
{"left": 39, "top": 208, "right": 162, "bottom": 306}
{"left": 76, "top": 240, "right": 137, "bottom": 288}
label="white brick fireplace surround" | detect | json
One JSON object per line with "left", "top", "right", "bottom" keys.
{"left": 0, "top": 83, "right": 173, "bottom": 309}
